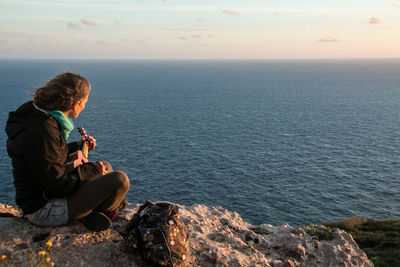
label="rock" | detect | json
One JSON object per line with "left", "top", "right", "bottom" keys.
{"left": 0, "top": 203, "right": 373, "bottom": 267}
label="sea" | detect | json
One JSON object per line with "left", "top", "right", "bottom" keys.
{"left": 0, "top": 59, "right": 399, "bottom": 227}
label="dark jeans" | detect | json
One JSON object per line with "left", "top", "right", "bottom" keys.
{"left": 67, "top": 162, "right": 130, "bottom": 221}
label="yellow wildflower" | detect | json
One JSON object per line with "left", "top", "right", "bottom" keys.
{"left": 1, "top": 255, "right": 6, "bottom": 260}
{"left": 51, "top": 262, "right": 55, "bottom": 267}
{"left": 46, "top": 241, "right": 53, "bottom": 248}
{"left": 38, "top": 251, "right": 46, "bottom": 257}
{"left": 46, "top": 257, "right": 51, "bottom": 263}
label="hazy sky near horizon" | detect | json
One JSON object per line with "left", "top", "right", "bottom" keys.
{"left": 1, "top": 0, "right": 400, "bottom": 59}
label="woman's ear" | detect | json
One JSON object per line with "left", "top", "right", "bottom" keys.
{"left": 70, "top": 98, "right": 86, "bottom": 119}
{"left": 72, "top": 101, "right": 79, "bottom": 112}
{"left": 64, "top": 101, "right": 78, "bottom": 119}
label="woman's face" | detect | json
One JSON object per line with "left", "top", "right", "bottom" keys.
{"left": 71, "top": 92, "right": 89, "bottom": 119}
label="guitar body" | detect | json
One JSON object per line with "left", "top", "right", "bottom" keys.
{"left": 65, "top": 127, "right": 90, "bottom": 173}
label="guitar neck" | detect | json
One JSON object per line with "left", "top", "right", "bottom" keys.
{"left": 81, "top": 141, "right": 89, "bottom": 159}
{"left": 78, "top": 126, "right": 89, "bottom": 159}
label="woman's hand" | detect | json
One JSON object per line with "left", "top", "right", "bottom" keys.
{"left": 83, "top": 136, "right": 96, "bottom": 150}
{"left": 97, "top": 161, "right": 107, "bottom": 176}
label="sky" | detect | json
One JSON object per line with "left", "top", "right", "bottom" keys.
{"left": 1, "top": 0, "right": 400, "bottom": 59}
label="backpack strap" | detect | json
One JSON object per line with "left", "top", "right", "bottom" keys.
{"left": 136, "top": 200, "right": 155, "bottom": 215}
{"left": 122, "top": 200, "right": 156, "bottom": 237}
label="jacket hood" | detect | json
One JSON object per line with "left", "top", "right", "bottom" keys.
{"left": 5, "top": 101, "right": 51, "bottom": 139}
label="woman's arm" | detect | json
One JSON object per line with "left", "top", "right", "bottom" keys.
{"left": 24, "top": 123, "right": 101, "bottom": 199}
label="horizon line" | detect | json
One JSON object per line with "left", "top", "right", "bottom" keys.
{"left": 1, "top": 57, "right": 400, "bottom": 61}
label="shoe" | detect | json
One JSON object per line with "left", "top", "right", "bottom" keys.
{"left": 106, "top": 198, "right": 129, "bottom": 222}
{"left": 82, "top": 211, "right": 112, "bottom": 231}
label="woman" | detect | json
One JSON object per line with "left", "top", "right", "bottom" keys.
{"left": 6, "top": 72, "right": 130, "bottom": 231}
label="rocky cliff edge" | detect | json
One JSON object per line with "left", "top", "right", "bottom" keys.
{"left": 0, "top": 202, "right": 373, "bottom": 267}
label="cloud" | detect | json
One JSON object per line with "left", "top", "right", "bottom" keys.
{"left": 95, "top": 40, "right": 108, "bottom": 45}
{"left": 81, "top": 19, "right": 96, "bottom": 26}
{"left": 393, "top": 3, "right": 400, "bottom": 9}
{"left": 196, "top": 18, "right": 205, "bottom": 22}
{"left": 0, "top": 39, "right": 6, "bottom": 44}
{"left": 132, "top": 39, "right": 147, "bottom": 44}
{"left": 318, "top": 35, "right": 340, "bottom": 42}
{"left": 222, "top": 9, "right": 240, "bottom": 16}
{"left": 114, "top": 19, "right": 122, "bottom": 24}
{"left": 369, "top": 17, "right": 383, "bottom": 24}
{"left": 274, "top": 12, "right": 280, "bottom": 16}
{"left": 66, "top": 22, "right": 79, "bottom": 30}
{"left": 179, "top": 33, "right": 215, "bottom": 41}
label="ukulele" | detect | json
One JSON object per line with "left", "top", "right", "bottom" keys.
{"left": 65, "top": 127, "right": 90, "bottom": 173}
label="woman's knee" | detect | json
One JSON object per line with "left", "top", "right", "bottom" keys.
{"left": 113, "top": 171, "right": 130, "bottom": 191}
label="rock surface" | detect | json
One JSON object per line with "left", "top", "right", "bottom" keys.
{"left": 0, "top": 202, "right": 373, "bottom": 267}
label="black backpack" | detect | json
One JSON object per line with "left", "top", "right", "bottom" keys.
{"left": 124, "top": 200, "right": 190, "bottom": 267}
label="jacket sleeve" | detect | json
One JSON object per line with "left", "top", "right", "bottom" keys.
{"left": 67, "top": 141, "right": 81, "bottom": 154}
{"left": 23, "top": 124, "right": 100, "bottom": 199}
{"left": 67, "top": 140, "right": 103, "bottom": 181}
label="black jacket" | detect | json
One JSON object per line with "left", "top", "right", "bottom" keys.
{"left": 5, "top": 101, "right": 101, "bottom": 214}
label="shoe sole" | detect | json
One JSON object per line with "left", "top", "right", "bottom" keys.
{"left": 82, "top": 211, "right": 111, "bottom": 231}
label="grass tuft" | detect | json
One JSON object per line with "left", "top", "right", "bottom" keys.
{"left": 251, "top": 227, "right": 272, "bottom": 235}
{"left": 305, "top": 225, "right": 335, "bottom": 241}
{"left": 324, "top": 217, "right": 400, "bottom": 267}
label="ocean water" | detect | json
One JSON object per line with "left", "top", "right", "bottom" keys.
{"left": 1, "top": 59, "right": 400, "bottom": 226}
